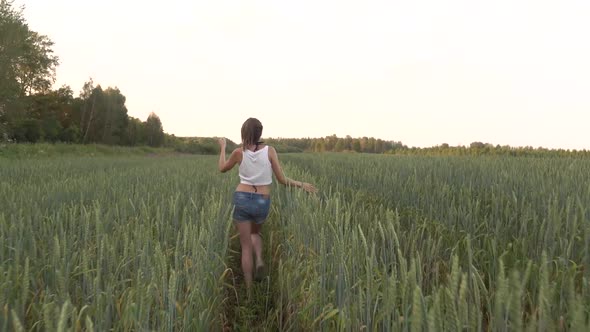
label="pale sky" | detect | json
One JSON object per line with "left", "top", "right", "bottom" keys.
{"left": 17, "top": 0, "right": 590, "bottom": 149}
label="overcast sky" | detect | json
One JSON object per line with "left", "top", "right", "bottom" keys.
{"left": 17, "top": 0, "right": 590, "bottom": 149}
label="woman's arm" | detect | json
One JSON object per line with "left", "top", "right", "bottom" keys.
{"left": 268, "top": 146, "right": 317, "bottom": 193}
{"left": 218, "top": 138, "right": 241, "bottom": 172}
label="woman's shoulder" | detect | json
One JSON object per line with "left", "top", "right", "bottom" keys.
{"left": 265, "top": 145, "right": 277, "bottom": 157}
{"left": 231, "top": 147, "right": 243, "bottom": 157}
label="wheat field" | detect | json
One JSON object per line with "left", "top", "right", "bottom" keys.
{"left": 1, "top": 153, "right": 589, "bottom": 331}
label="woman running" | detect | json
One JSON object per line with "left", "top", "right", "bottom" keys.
{"left": 217, "top": 118, "right": 317, "bottom": 288}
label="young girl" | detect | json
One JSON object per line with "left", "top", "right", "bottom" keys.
{"left": 217, "top": 118, "right": 317, "bottom": 287}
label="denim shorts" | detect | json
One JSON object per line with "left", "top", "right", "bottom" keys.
{"left": 232, "top": 191, "right": 271, "bottom": 224}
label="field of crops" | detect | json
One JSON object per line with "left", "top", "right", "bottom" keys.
{"left": 1, "top": 152, "right": 589, "bottom": 331}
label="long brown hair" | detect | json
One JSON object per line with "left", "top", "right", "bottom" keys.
{"left": 241, "top": 118, "right": 263, "bottom": 150}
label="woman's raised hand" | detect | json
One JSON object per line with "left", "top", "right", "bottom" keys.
{"left": 217, "top": 137, "right": 226, "bottom": 149}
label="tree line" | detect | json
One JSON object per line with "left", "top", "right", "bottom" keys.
{"left": 0, "top": 1, "right": 165, "bottom": 146}
{"left": 264, "top": 135, "right": 405, "bottom": 153}
{"left": 264, "top": 137, "right": 589, "bottom": 157}
{"left": 400, "top": 142, "right": 590, "bottom": 158}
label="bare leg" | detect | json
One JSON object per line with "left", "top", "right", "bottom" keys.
{"left": 251, "top": 223, "right": 264, "bottom": 268}
{"left": 236, "top": 221, "right": 254, "bottom": 288}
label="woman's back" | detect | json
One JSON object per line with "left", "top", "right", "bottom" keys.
{"left": 239, "top": 145, "right": 272, "bottom": 186}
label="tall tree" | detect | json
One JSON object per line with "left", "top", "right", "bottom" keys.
{"left": 1, "top": 0, "right": 59, "bottom": 140}
{"left": 77, "top": 84, "right": 129, "bottom": 145}
{"left": 124, "top": 117, "right": 145, "bottom": 146}
{"left": 98, "top": 87, "right": 129, "bottom": 145}
{"left": 0, "top": 1, "right": 58, "bottom": 96}
{"left": 80, "top": 83, "right": 104, "bottom": 143}
{"left": 352, "top": 139, "right": 361, "bottom": 152}
{"left": 334, "top": 138, "right": 345, "bottom": 152}
{"left": 145, "top": 112, "right": 164, "bottom": 147}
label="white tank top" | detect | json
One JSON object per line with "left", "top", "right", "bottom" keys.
{"left": 239, "top": 146, "right": 273, "bottom": 186}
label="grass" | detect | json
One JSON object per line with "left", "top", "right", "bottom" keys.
{"left": 1, "top": 150, "right": 589, "bottom": 330}
{"left": 0, "top": 142, "right": 175, "bottom": 158}
{"left": 1, "top": 155, "right": 232, "bottom": 330}
{"left": 272, "top": 153, "right": 590, "bottom": 330}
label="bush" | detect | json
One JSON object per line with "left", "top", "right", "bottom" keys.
{"left": 12, "top": 119, "right": 43, "bottom": 142}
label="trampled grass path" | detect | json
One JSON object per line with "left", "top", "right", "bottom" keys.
{"left": 221, "top": 212, "right": 284, "bottom": 331}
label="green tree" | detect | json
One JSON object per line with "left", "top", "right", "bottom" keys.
{"left": 145, "top": 112, "right": 164, "bottom": 147}
{"left": 79, "top": 80, "right": 102, "bottom": 143}
{"left": 12, "top": 118, "right": 41, "bottom": 142}
{"left": 60, "top": 124, "right": 80, "bottom": 142}
{"left": 470, "top": 141, "right": 485, "bottom": 149}
{"left": 1, "top": 0, "right": 59, "bottom": 140}
{"left": 98, "top": 87, "right": 129, "bottom": 145}
{"left": 344, "top": 135, "right": 353, "bottom": 151}
{"left": 334, "top": 138, "right": 345, "bottom": 152}
{"left": 375, "top": 139, "right": 384, "bottom": 153}
{"left": 77, "top": 83, "right": 128, "bottom": 144}
{"left": 0, "top": 1, "right": 58, "bottom": 96}
{"left": 41, "top": 117, "right": 62, "bottom": 141}
{"left": 23, "top": 86, "right": 77, "bottom": 142}
{"left": 124, "top": 117, "right": 145, "bottom": 146}
{"left": 367, "top": 137, "right": 376, "bottom": 153}
{"left": 359, "top": 136, "right": 368, "bottom": 152}
{"left": 352, "top": 139, "right": 361, "bottom": 152}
